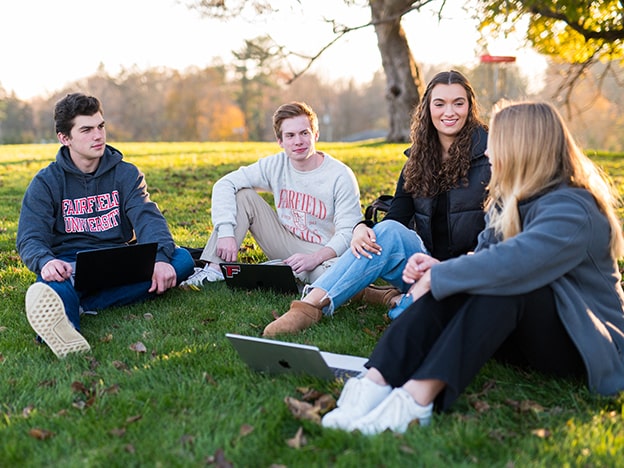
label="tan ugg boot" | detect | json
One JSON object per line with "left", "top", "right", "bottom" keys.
{"left": 262, "top": 300, "right": 323, "bottom": 337}
{"left": 351, "top": 285, "right": 402, "bottom": 308}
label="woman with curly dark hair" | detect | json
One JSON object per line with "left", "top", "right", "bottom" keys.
{"left": 263, "top": 70, "right": 490, "bottom": 337}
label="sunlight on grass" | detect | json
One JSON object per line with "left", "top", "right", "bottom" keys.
{"left": 1, "top": 142, "right": 623, "bottom": 466}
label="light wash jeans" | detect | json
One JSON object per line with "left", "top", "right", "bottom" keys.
{"left": 310, "top": 220, "right": 428, "bottom": 316}
{"left": 36, "top": 247, "right": 195, "bottom": 331}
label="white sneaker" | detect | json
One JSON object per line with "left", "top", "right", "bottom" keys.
{"left": 349, "top": 388, "right": 433, "bottom": 435}
{"left": 25, "top": 283, "right": 91, "bottom": 358}
{"left": 179, "top": 264, "right": 224, "bottom": 290}
{"left": 321, "top": 376, "right": 391, "bottom": 430}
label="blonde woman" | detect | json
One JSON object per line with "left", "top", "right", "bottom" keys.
{"left": 322, "top": 101, "right": 624, "bottom": 435}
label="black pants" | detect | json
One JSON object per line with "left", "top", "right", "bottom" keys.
{"left": 366, "top": 287, "right": 585, "bottom": 411}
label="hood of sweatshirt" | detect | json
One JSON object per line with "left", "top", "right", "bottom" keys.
{"left": 56, "top": 144, "right": 123, "bottom": 177}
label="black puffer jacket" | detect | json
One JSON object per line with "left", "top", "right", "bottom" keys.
{"left": 383, "top": 126, "right": 490, "bottom": 259}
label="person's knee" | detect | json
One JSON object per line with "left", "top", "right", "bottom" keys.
{"left": 373, "top": 219, "right": 404, "bottom": 239}
{"left": 235, "top": 188, "right": 261, "bottom": 205}
{"left": 172, "top": 247, "right": 195, "bottom": 282}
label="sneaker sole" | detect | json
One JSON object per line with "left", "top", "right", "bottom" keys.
{"left": 26, "top": 283, "right": 90, "bottom": 358}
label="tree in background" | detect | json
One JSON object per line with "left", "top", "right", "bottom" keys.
{"left": 232, "top": 36, "right": 283, "bottom": 141}
{"left": 185, "top": 0, "right": 624, "bottom": 143}
{"left": 186, "top": 0, "right": 431, "bottom": 142}
{"left": 476, "top": 0, "right": 624, "bottom": 112}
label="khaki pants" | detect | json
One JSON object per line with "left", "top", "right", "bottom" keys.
{"left": 200, "top": 189, "right": 335, "bottom": 283}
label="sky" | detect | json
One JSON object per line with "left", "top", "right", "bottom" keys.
{"left": 0, "top": 0, "right": 546, "bottom": 100}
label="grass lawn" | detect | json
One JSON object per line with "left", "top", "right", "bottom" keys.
{"left": 1, "top": 141, "right": 623, "bottom": 467}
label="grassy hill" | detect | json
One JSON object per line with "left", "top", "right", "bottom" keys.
{"left": 1, "top": 142, "right": 623, "bottom": 467}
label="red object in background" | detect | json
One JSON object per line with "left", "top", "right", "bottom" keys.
{"left": 480, "top": 55, "right": 516, "bottom": 63}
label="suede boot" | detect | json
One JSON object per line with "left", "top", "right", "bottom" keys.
{"left": 351, "top": 285, "right": 402, "bottom": 308}
{"left": 262, "top": 300, "right": 323, "bottom": 337}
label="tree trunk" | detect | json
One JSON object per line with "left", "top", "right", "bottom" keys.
{"left": 369, "top": 0, "right": 424, "bottom": 142}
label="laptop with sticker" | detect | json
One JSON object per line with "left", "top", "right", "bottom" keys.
{"left": 225, "top": 333, "right": 368, "bottom": 381}
{"left": 219, "top": 262, "right": 300, "bottom": 295}
{"left": 73, "top": 242, "right": 158, "bottom": 293}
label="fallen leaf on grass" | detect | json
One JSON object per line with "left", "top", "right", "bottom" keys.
{"left": 0, "top": 354, "right": 4, "bottom": 363}
{"left": 239, "top": 424, "right": 254, "bottom": 436}
{"left": 143, "top": 312, "right": 154, "bottom": 320}
{"left": 100, "top": 333, "right": 113, "bottom": 343}
{"left": 180, "top": 434, "right": 195, "bottom": 447}
{"left": 297, "top": 387, "right": 322, "bottom": 401}
{"left": 471, "top": 399, "right": 491, "bottom": 413}
{"left": 29, "top": 428, "right": 55, "bottom": 440}
{"left": 112, "top": 361, "right": 131, "bottom": 373}
{"left": 71, "top": 381, "right": 89, "bottom": 395}
{"left": 70, "top": 381, "right": 96, "bottom": 408}
{"left": 110, "top": 427, "right": 126, "bottom": 437}
{"left": 505, "top": 399, "right": 544, "bottom": 413}
{"left": 126, "top": 414, "right": 142, "bottom": 424}
{"left": 102, "top": 383, "right": 120, "bottom": 394}
{"left": 285, "top": 397, "right": 321, "bottom": 423}
{"left": 205, "top": 447, "right": 233, "bottom": 467}
{"left": 400, "top": 444, "right": 415, "bottom": 454}
{"left": 22, "top": 406, "right": 35, "bottom": 418}
{"left": 203, "top": 372, "right": 218, "bottom": 386}
{"left": 531, "top": 428, "right": 551, "bottom": 438}
{"left": 124, "top": 444, "right": 136, "bottom": 453}
{"left": 129, "top": 341, "right": 147, "bottom": 353}
{"left": 0, "top": 326, "right": 7, "bottom": 333}
{"left": 286, "top": 426, "right": 307, "bottom": 449}
{"left": 38, "top": 379, "right": 56, "bottom": 388}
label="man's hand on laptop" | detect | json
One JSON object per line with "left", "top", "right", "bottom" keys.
{"left": 150, "top": 262, "right": 177, "bottom": 294}
{"left": 283, "top": 253, "right": 319, "bottom": 274}
{"left": 41, "top": 259, "right": 73, "bottom": 282}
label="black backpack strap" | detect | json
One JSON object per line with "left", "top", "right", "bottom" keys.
{"left": 364, "top": 195, "right": 393, "bottom": 225}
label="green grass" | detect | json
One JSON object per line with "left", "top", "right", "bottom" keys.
{"left": 1, "top": 141, "right": 624, "bottom": 467}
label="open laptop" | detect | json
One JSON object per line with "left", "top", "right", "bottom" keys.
{"left": 73, "top": 242, "right": 158, "bottom": 293}
{"left": 226, "top": 333, "right": 368, "bottom": 380}
{"left": 219, "top": 262, "right": 300, "bottom": 295}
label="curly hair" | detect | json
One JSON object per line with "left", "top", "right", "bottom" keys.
{"left": 403, "top": 70, "right": 486, "bottom": 197}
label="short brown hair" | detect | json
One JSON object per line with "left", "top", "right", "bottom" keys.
{"left": 272, "top": 102, "right": 318, "bottom": 140}
{"left": 54, "top": 93, "right": 103, "bottom": 136}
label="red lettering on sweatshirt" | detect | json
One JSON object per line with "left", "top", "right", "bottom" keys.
{"left": 62, "top": 191, "right": 120, "bottom": 216}
{"left": 62, "top": 189, "right": 121, "bottom": 233}
{"left": 276, "top": 189, "right": 326, "bottom": 244}
{"left": 277, "top": 189, "right": 327, "bottom": 219}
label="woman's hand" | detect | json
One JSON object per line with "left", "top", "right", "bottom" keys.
{"left": 405, "top": 269, "right": 432, "bottom": 302}
{"left": 402, "top": 253, "right": 439, "bottom": 284}
{"left": 350, "top": 223, "right": 381, "bottom": 259}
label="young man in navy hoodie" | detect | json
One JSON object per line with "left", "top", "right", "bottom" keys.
{"left": 16, "top": 93, "right": 194, "bottom": 358}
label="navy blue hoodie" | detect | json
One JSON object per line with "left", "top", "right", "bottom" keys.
{"left": 17, "top": 144, "right": 176, "bottom": 275}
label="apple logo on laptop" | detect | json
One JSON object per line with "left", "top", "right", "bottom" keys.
{"left": 278, "top": 359, "right": 291, "bottom": 369}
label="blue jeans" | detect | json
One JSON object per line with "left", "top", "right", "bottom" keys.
{"left": 310, "top": 220, "right": 428, "bottom": 316}
{"left": 37, "top": 247, "right": 195, "bottom": 331}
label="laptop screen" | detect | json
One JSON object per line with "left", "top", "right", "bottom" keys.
{"left": 73, "top": 242, "right": 158, "bottom": 292}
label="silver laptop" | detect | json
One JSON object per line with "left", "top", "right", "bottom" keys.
{"left": 225, "top": 333, "right": 368, "bottom": 380}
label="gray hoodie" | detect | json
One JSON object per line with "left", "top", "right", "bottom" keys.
{"left": 431, "top": 185, "right": 624, "bottom": 396}
{"left": 17, "top": 145, "right": 176, "bottom": 274}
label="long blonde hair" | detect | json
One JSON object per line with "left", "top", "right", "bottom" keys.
{"left": 486, "top": 101, "right": 624, "bottom": 258}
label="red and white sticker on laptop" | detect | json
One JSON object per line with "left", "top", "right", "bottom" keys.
{"left": 222, "top": 264, "right": 241, "bottom": 278}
